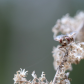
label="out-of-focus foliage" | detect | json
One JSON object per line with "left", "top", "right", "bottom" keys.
{"left": 0, "top": 0, "right": 84, "bottom": 84}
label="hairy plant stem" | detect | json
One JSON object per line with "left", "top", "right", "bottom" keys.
{"left": 52, "top": 48, "right": 68, "bottom": 84}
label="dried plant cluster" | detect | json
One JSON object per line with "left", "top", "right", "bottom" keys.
{"left": 52, "top": 11, "right": 84, "bottom": 42}
{"left": 52, "top": 11, "right": 84, "bottom": 84}
{"left": 13, "top": 68, "right": 49, "bottom": 84}
{"left": 52, "top": 37, "right": 84, "bottom": 84}
{"left": 13, "top": 11, "right": 84, "bottom": 84}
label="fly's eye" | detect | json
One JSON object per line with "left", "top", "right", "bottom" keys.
{"left": 59, "top": 39, "right": 62, "bottom": 43}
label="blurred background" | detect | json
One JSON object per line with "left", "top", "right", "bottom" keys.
{"left": 0, "top": 0, "right": 84, "bottom": 84}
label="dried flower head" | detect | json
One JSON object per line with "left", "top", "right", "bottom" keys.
{"left": 39, "top": 71, "right": 46, "bottom": 82}
{"left": 13, "top": 68, "right": 28, "bottom": 84}
{"left": 52, "top": 11, "right": 84, "bottom": 42}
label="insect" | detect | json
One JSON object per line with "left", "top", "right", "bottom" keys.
{"left": 54, "top": 32, "right": 76, "bottom": 47}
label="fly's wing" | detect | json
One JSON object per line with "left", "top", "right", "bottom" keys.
{"left": 67, "top": 32, "right": 76, "bottom": 38}
{"left": 54, "top": 35, "right": 65, "bottom": 42}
